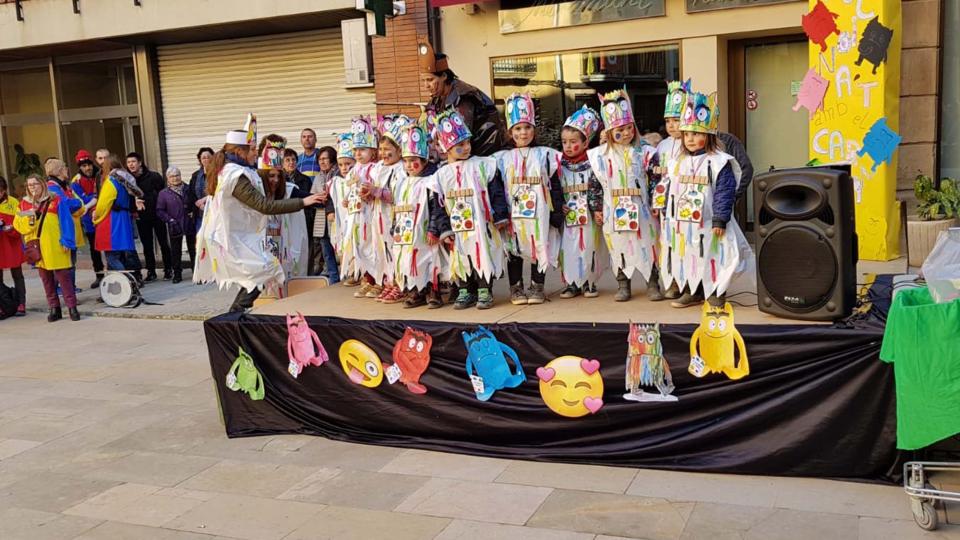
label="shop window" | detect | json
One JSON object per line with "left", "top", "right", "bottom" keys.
{"left": 492, "top": 44, "right": 680, "bottom": 147}
{"left": 941, "top": 0, "right": 959, "bottom": 179}
{"left": 55, "top": 59, "right": 136, "bottom": 109}
{"left": 0, "top": 68, "right": 55, "bottom": 115}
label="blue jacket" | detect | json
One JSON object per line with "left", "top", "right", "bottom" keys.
{"left": 709, "top": 158, "right": 737, "bottom": 228}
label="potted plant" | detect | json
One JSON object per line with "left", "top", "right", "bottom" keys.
{"left": 907, "top": 175, "right": 960, "bottom": 267}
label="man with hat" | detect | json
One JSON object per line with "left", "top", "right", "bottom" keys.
{"left": 418, "top": 39, "right": 505, "bottom": 157}
{"left": 70, "top": 149, "right": 105, "bottom": 288}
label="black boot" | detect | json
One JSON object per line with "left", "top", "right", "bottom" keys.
{"left": 144, "top": 271, "right": 158, "bottom": 283}
{"left": 172, "top": 273, "right": 182, "bottom": 284}
{"left": 47, "top": 307, "right": 62, "bottom": 322}
{"left": 90, "top": 273, "right": 104, "bottom": 289}
{"left": 69, "top": 307, "right": 81, "bottom": 321}
{"left": 163, "top": 270, "right": 173, "bottom": 281}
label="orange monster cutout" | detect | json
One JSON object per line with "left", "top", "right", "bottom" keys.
{"left": 390, "top": 328, "right": 433, "bottom": 394}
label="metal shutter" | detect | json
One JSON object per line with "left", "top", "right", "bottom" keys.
{"left": 157, "top": 29, "right": 375, "bottom": 171}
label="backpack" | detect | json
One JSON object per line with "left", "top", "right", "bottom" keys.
{"left": 0, "top": 282, "right": 16, "bottom": 320}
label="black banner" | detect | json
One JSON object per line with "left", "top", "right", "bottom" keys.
{"left": 204, "top": 301, "right": 899, "bottom": 480}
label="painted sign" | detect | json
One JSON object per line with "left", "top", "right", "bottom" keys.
{"left": 499, "top": 0, "right": 666, "bottom": 34}
{"left": 805, "top": 0, "right": 901, "bottom": 260}
{"left": 687, "top": 0, "right": 800, "bottom": 14}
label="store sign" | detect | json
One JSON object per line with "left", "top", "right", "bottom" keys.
{"left": 499, "top": 0, "right": 666, "bottom": 34}
{"left": 686, "top": 0, "right": 800, "bottom": 13}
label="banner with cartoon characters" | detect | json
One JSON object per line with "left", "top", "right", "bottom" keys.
{"left": 802, "top": 0, "right": 901, "bottom": 260}
{"left": 202, "top": 305, "right": 898, "bottom": 478}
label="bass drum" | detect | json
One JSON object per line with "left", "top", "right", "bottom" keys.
{"left": 99, "top": 272, "right": 142, "bottom": 308}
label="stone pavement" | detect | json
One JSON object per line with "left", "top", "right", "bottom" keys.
{"left": 0, "top": 316, "right": 958, "bottom": 540}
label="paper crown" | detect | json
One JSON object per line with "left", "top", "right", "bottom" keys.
{"left": 599, "top": 90, "right": 634, "bottom": 130}
{"left": 434, "top": 108, "right": 472, "bottom": 153}
{"left": 505, "top": 92, "right": 536, "bottom": 129}
{"left": 378, "top": 114, "right": 413, "bottom": 144}
{"left": 563, "top": 105, "right": 601, "bottom": 141}
{"left": 680, "top": 92, "right": 720, "bottom": 134}
{"left": 400, "top": 124, "right": 430, "bottom": 159}
{"left": 350, "top": 115, "right": 378, "bottom": 149}
{"left": 664, "top": 79, "right": 693, "bottom": 118}
{"left": 336, "top": 132, "right": 355, "bottom": 160}
{"left": 258, "top": 139, "right": 285, "bottom": 170}
{"left": 418, "top": 38, "right": 449, "bottom": 74}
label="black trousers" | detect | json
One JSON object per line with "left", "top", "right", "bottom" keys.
{"left": 84, "top": 231, "right": 104, "bottom": 274}
{"left": 458, "top": 271, "right": 493, "bottom": 293}
{"left": 0, "top": 266, "right": 26, "bottom": 305}
{"left": 137, "top": 218, "right": 171, "bottom": 274}
{"left": 230, "top": 287, "right": 261, "bottom": 313}
{"left": 507, "top": 255, "right": 545, "bottom": 286}
{"left": 168, "top": 234, "right": 196, "bottom": 277}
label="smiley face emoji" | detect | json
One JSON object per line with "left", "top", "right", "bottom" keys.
{"left": 338, "top": 339, "right": 383, "bottom": 388}
{"left": 536, "top": 356, "right": 604, "bottom": 418}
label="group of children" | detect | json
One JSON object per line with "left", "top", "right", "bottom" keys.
{"left": 318, "top": 80, "right": 750, "bottom": 310}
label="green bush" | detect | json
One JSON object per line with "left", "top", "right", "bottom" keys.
{"left": 914, "top": 175, "right": 960, "bottom": 221}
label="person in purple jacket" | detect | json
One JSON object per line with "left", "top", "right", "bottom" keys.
{"left": 156, "top": 167, "right": 196, "bottom": 284}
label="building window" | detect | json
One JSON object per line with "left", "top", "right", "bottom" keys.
{"left": 942, "top": 0, "right": 959, "bottom": 179}
{"left": 491, "top": 44, "right": 680, "bottom": 147}
{"left": 0, "top": 68, "right": 58, "bottom": 192}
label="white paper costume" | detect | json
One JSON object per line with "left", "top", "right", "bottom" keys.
{"left": 657, "top": 91, "right": 753, "bottom": 298}
{"left": 494, "top": 93, "right": 562, "bottom": 272}
{"left": 365, "top": 160, "right": 402, "bottom": 283}
{"left": 339, "top": 161, "right": 377, "bottom": 280}
{"left": 263, "top": 182, "right": 309, "bottom": 297}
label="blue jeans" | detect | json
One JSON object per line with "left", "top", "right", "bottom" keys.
{"left": 106, "top": 250, "right": 142, "bottom": 274}
{"left": 319, "top": 234, "right": 339, "bottom": 283}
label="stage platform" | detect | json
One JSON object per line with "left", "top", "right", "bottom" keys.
{"left": 255, "top": 271, "right": 809, "bottom": 325}
{"left": 206, "top": 270, "right": 902, "bottom": 481}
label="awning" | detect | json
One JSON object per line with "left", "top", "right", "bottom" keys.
{"left": 429, "top": 0, "right": 496, "bottom": 7}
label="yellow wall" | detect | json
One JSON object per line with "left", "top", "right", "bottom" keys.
{"left": 0, "top": 0, "right": 354, "bottom": 51}
{"left": 440, "top": 0, "right": 805, "bottom": 132}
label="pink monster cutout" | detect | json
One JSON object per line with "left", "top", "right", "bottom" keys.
{"left": 803, "top": 0, "right": 840, "bottom": 52}
{"left": 390, "top": 327, "right": 433, "bottom": 394}
{"left": 792, "top": 69, "right": 830, "bottom": 117}
{"left": 286, "top": 312, "right": 328, "bottom": 378}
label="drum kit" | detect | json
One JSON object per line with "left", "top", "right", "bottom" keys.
{"left": 99, "top": 271, "right": 144, "bottom": 308}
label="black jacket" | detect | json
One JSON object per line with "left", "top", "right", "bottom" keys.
{"left": 286, "top": 169, "right": 315, "bottom": 235}
{"left": 132, "top": 166, "right": 165, "bottom": 220}
{"left": 430, "top": 79, "right": 506, "bottom": 157}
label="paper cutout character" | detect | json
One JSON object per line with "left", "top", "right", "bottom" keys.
{"left": 689, "top": 302, "right": 749, "bottom": 380}
{"left": 624, "top": 322, "right": 677, "bottom": 402}
{"left": 855, "top": 16, "right": 893, "bottom": 75}
{"left": 339, "top": 339, "right": 384, "bottom": 388}
{"left": 537, "top": 356, "right": 604, "bottom": 418}
{"left": 389, "top": 327, "right": 433, "bottom": 394}
{"left": 462, "top": 326, "right": 525, "bottom": 401}
{"left": 286, "top": 312, "right": 328, "bottom": 378}
{"left": 226, "top": 346, "right": 265, "bottom": 401}
{"left": 792, "top": 69, "right": 829, "bottom": 117}
{"left": 856, "top": 117, "right": 901, "bottom": 172}
{"left": 802, "top": 0, "right": 840, "bottom": 52}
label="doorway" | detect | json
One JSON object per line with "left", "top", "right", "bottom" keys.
{"left": 729, "top": 37, "right": 809, "bottom": 227}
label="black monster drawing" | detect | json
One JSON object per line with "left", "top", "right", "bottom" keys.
{"left": 855, "top": 16, "right": 893, "bottom": 75}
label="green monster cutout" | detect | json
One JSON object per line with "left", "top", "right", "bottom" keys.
{"left": 225, "top": 347, "right": 265, "bottom": 401}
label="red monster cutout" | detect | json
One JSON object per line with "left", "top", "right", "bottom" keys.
{"left": 390, "top": 327, "right": 433, "bottom": 394}
{"left": 802, "top": 0, "right": 840, "bottom": 52}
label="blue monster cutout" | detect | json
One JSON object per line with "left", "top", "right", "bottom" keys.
{"left": 856, "top": 117, "right": 901, "bottom": 172}
{"left": 462, "top": 326, "right": 526, "bottom": 401}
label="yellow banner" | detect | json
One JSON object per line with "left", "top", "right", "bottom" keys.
{"left": 803, "top": 0, "right": 902, "bottom": 260}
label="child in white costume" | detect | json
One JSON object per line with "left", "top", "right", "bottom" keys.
{"left": 257, "top": 135, "right": 309, "bottom": 298}
{"left": 367, "top": 114, "right": 411, "bottom": 304}
{"left": 328, "top": 133, "right": 355, "bottom": 281}
{"left": 649, "top": 79, "right": 693, "bottom": 301}
{"left": 658, "top": 91, "right": 753, "bottom": 307}
{"left": 433, "top": 108, "right": 510, "bottom": 310}
{"left": 494, "top": 93, "right": 564, "bottom": 305}
{"left": 587, "top": 90, "right": 659, "bottom": 302}
{"left": 391, "top": 122, "right": 450, "bottom": 308}
{"left": 340, "top": 116, "right": 380, "bottom": 298}
{"left": 558, "top": 105, "right": 607, "bottom": 299}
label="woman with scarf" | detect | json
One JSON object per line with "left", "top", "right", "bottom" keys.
{"left": 14, "top": 173, "right": 83, "bottom": 322}
{"left": 194, "top": 127, "right": 323, "bottom": 313}
{"left": 157, "top": 167, "right": 197, "bottom": 284}
{"left": 94, "top": 155, "right": 144, "bottom": 282}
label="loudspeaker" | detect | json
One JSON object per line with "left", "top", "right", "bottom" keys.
{"left": 754, "top": 165, "right": 857, "bottom": 321}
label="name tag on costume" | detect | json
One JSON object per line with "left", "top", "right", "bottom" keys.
{"left": 611, "top": 188, "right": 643, "bottom": 232}
{"left": 512, "top": 177, "right": 542, "bottom": 220}
{"left": 448, "top": 188, "right": 476, "bottom": 232}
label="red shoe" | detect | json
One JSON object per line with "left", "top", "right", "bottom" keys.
{"left": 15, "top": 304, "right": 25, "bottom": 317}
{"left": 381, "top": 286, "right": 405, "bottom": 304}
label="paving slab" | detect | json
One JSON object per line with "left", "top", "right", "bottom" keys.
{"left": 527, "top": 489, "right": 694, "bottom": 540}
{"left": 0, "top": 507, "right": 102, "bottom": 540}
{"left": 395, "top": 477, "right": 553, "bottom": 525}
{"left": 284, "top": 505, "right": 450, "bottom": 540}
{"left": 72, "top": 520, "right": 235, "bottom": 540}
{"left": 278, "top": 469, "right": 430, "bottom": 511}
{"left": 0, "top": 438, "right": 41, "bottom": 461}
{"left": 380, "top": 449, "right": 511, "bottom": 482}
{"left": 497, "top": 461, "right": 638, "bottom": 494}
{"left": 81, "top": 451, "right": 219, "bottom": 487}
{"left": 162, "top": 492, "right": 324, "bottom": 540}
{"left": 628, "top": 469, "right": 781, "bottom": 508}
{"left": 771, "top": 477, "right": 912, "bottom": 520}
{"left": 434, "top": 519, "right": 596, "bottom": 540}
{"left": 178, "top": 460, "right": 328, "bottom": 498}
{"left": 63, "top": 483, "right": 209, "bottom": 528}
{"left": 857, "top": 516, "right": 960, "bottom": 540}
{"left": 0, "top": 472, "right": 120, "bottom": 513}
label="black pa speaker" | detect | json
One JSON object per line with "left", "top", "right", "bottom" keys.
{"left": 754, "top": 165, "right": 857, "bottom": 321}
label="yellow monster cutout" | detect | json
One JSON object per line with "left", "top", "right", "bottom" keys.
{"left": 688, "top": 301, "right": 749, "bottom": 380}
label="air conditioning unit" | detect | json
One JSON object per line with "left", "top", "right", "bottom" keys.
{"left": 341, "top": 18, "right": 372, "bottom": 87}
